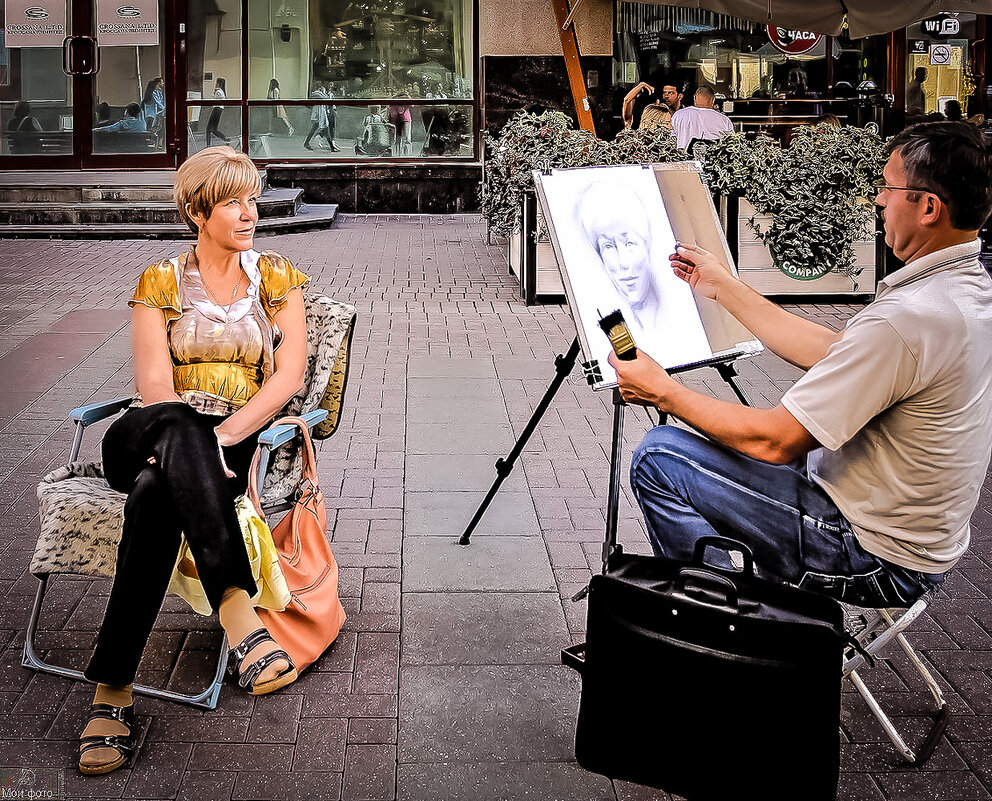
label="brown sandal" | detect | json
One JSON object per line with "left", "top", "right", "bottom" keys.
{"left": 227, "top": 628, "right": 298, "bottom": 695}
{"left": 78, "top": 702, "right": 138, "bottom": 775}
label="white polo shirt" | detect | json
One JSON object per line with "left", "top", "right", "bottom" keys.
{"left": 782, "top": 240, "right": 992, "bottom": 573}
{"left": 670, "top": 105, "right": 735, "bottom": 150}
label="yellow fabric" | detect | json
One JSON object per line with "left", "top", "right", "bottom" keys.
{"left": 258, "top": 251, "right": 310, "bottom": 317}
{"left": 128, "top": 258, "right": 183, "bottom": 323}
{"left": 126, "top": 251, "right": 309, "bottom": 410}
{"left": 168, "top": 495, "right": 291, "bottom": 616}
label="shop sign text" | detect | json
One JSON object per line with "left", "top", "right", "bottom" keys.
{"left": 4, "top": 1, "right": 67, "bottom": 48}
{"left": 96, "top": 0, "right": 159, "bottom": 46}
{"left": 921, "top": 14, "right": 960, "bottom": 39}
{"left": 766, "top": 26, "right": 823, "bottom": 56}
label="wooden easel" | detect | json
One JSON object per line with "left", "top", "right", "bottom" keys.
{"left": 551, "top": 0, "right": 596, "bottom": 135}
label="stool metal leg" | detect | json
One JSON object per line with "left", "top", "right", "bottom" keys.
{"left": 843, "top": 600, "right": 949, "bottom": 765}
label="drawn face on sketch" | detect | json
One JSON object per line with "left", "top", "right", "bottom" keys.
{"left": 580, "top": 186, "right": 657, "bottom": 313}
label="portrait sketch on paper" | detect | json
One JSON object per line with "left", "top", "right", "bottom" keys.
{"left": 537, "top": 164, "right": 713, "bottom": 388}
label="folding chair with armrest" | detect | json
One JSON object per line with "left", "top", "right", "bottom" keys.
{"left": 23, "top": 295, "right": 356, "bottom": 710}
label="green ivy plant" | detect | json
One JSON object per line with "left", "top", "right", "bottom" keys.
{"left": 703, "top": 125, "right": 886, "bottom": 285}
{"left": 481, "top": 111, "right": 686, "bottom": 239}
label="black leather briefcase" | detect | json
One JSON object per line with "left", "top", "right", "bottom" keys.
{"left": 562, "top": 536, "right": 849, "bottom": 801}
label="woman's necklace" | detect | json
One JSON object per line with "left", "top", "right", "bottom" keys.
{"left": 202, "top": 269, "right": 242, "bottom": 309}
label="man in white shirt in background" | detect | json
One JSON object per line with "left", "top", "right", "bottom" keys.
{"left": 670, "top": 85, "right": 735, "bottom": 151}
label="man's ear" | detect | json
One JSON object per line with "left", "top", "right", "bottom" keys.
{"left": 921, "top": 194, "right": 942, "bottom": 226}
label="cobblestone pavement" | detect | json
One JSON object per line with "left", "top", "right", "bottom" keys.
{"left": 0, "top": 216, "right": 990, "bottom": 801}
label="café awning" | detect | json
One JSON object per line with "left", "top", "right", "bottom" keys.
{"left": 627, "top": 1, "right": 992, "bottom": 39}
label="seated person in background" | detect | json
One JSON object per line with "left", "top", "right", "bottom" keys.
{"left": 611, "top": 122, "right": 992, "bottom": 609}
{"left": 661, "top": 83, "right": 684, "bottom": 113}
{"left": 356, "top": 106, "right": 391, "bottom": 157}
{"left": 96, "top": 103, "right": 145, "bottom": 133}
{"left": 7, "top": 101, "right": 43, "bottom": 132}
{"left": 95, "top": 102, "right": 113, "bottom": 127}
{"left": 638, "top": 102, "right": 672, "bottom": 133}
{"left": 814, "top": 113, "right": 842, "bottom": 127}
{"left": 670, "top": 85, "right": 735, "bottom": 150}
{"left": 945, "top": 100, "right": 964, "bottom": 122}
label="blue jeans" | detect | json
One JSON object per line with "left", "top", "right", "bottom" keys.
{"left": 630, "top": 426, "right": 944, "bottom": 608}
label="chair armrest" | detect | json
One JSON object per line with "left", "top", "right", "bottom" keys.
{"left": 257, "top": 409, "right": 328, "bottom": 450}
{"left": 252, "top": 410, "right": 329, "bottom": 509}
{"left": 70, "top": 397, "right": 134, "bottom": 427}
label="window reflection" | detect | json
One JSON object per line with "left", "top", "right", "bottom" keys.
{"left": 247, "top": 102, "right": 471, "bottom": 158}
{"left": 246, "top": 0, "right": 472, "bottom": 100}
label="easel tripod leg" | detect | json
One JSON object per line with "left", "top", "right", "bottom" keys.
{"left": 602, "top": 389, "right": 626, "bottom": 572}
{"left": 458, "top": 339, "right": 582, "bottom": 546}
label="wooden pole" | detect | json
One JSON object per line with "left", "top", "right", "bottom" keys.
{"left": 550, "top": 0, "right": 597, "bottom": 134}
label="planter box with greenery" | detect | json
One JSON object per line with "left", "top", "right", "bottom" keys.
{"left": 704, "top": 127, "right": 885, "bottom": 296}
{"left": 482, "top": 112, "right": 885, "bottom": 299}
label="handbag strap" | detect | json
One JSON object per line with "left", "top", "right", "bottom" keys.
{"left": 247, "top": 415, "right": 320, "bottom": 511}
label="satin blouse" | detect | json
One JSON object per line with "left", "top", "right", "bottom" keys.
{"left": 128, "top": 248, "right": 309, "bottom": 414}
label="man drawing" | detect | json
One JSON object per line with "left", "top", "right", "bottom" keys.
{"left": 611, "top": 122, "right": 992, "bottom": 607}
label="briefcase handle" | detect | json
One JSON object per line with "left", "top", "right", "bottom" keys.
{"left": 678, "top": 568, "right": 739, "bottom": 609}
{"left": 692, "top": 535, "right": 755, "bottom": 576}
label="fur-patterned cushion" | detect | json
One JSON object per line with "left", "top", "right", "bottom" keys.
{"left": 33, "top": 462, "right": 124, "bottom": 577}
{"left": 32, "top": 295, "right": 356, "bottom": 578}
{"left": 260, "top": 296, "right": 355, "bottom": 504}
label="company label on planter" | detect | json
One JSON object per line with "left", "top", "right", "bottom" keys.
{"left": 4, "top": 1, "right": 67, "bottom": 47}
{"left": 96, "top": 0, "right": 159, "bottom": 46}
{"left": 779, "top": 260, "right": 833, "bottom": 281}
{"left": 766, "top": 26, "right": 823, "bottom": 56}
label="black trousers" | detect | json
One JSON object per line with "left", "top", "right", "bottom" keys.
{"left": 85, "top": 402, "right": 260, "bottom": 686}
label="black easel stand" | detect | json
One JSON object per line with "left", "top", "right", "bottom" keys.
{"left": 458, "top": 343, "right": 753, "bottom": 551}
{"left": 458, "top": 338, "right": 581, "bottom": 545}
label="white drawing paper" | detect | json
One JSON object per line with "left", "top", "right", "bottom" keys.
{"left": 538, "top": 164, "right": 714, "bottom": 387}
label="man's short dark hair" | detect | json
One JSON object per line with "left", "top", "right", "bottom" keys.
{"left": 915, "top": 67, "right": 927, "bottom": 82}
{"left": 125, "top": 103, "right": 141, "bottom": 117}
{"left": 887, "top": 121, "right": 992, "bottom": 230}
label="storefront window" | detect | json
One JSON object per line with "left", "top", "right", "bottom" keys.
{"left": 616, "top": 4, "right": 894, "bottom": 139}
{"left": 247, "top": 0, "right": 472, "bottom": 100}
{"left": 187, "top": 104, "right": 243, "bottom": 155}
{"left": 189, "top": 0, "right": 474, "bottom": 160}
{"left": 188, "top": 1, "right": 244, "bottom": 101}
{"left": 905, "top": 14, "right": 977, "bottom": 120}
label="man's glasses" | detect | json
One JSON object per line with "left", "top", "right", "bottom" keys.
{"left": 872, "top": 178, "right": 945, "bottom": 202}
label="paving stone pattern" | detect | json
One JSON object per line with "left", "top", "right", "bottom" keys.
{"left": 0, "top": 218, "right": 990, "bottom": 800}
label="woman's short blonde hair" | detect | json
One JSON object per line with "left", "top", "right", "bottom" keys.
{"left": 174, "top": 146, "right": 262, "bottom": 233}
{"left": 639, "top": 103, "right": 672, "bottom": 132}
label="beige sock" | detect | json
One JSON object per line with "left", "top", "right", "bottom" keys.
{"left": 79, "top": 684, "right": 133, "bottom": 769}
{"left": 218, "top": 588, "right": 288, "bottom": 685}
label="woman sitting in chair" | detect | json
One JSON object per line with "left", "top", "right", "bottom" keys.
{"left": 78, "top": 146, "right": 309, "bottom": 776}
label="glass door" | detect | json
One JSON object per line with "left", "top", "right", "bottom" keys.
{"left": 82, "top": 0, "right": 179, "bottom": 167}
{"left": 0, "top": 0, "right": 180, "bottom": 169}
{"left": 1, "top": 0, "right": 76, "bottom": 164}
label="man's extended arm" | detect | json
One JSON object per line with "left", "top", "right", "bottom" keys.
{"left": 608, "top": 349, "right": 820, "bottom": 464}
{"left": 622, "top": 82, "right": 653, "bottom": 129}
{"left": 672, "top": 243, "right": 840, "bottom": 370}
